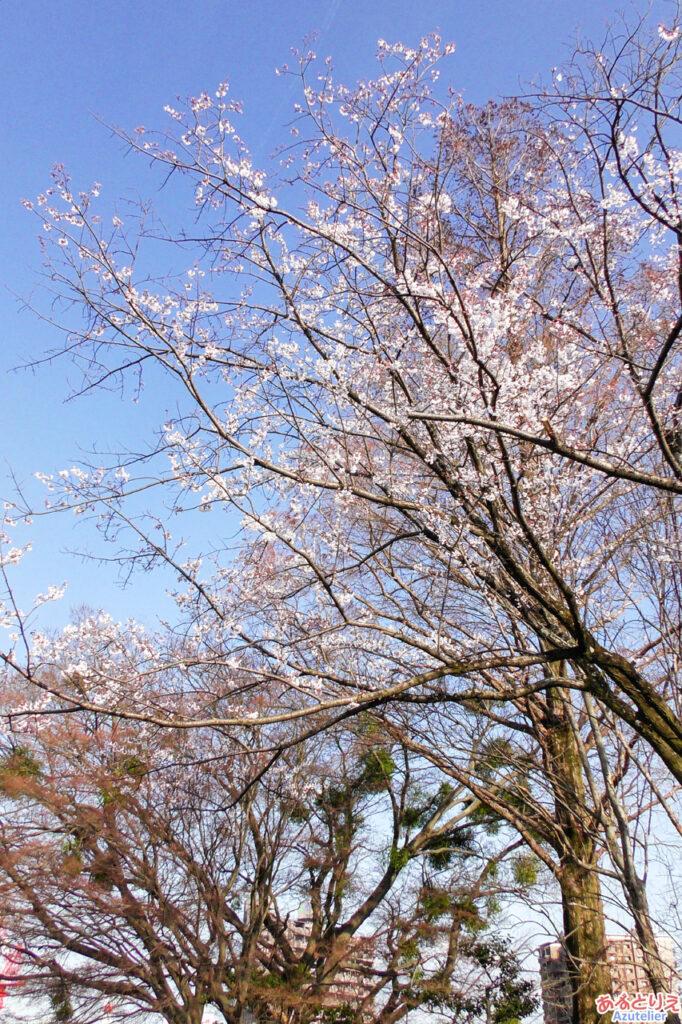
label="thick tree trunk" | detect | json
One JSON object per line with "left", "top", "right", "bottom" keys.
{"left": 559, "top": 857, "right": 611, "bottom": 1024}
{"left": 547, "top": 687, "right": 611, "bottom": 1024}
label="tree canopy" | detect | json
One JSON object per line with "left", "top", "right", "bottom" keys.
{"left": 2, "top": 11, "right": 682, "bottom": 1024}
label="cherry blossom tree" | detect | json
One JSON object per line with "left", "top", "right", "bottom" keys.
{"left": 4, "top": 10, "right": 682, "bottom": 1023}
{"left": 10, "top": 20, "right": 680, "bottom": 757}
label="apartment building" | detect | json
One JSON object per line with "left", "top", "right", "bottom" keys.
{"left": 538, "top": 934, "right": 678, "bottom": 1024}
{"left": 283, "top": 914, "right": 376, "bottom": 1010}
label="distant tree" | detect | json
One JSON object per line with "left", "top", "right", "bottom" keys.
{"left": 0, "top": 692, "right": 537, "bottom": 1024}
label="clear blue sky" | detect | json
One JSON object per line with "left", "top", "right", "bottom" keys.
{"left": 0, "top": 0, "right": 674, "bottom": 627}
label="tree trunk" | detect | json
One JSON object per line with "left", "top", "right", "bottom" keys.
{"left": 559, "top": 857, "right": 611, "bottom": 1024}
{"left": 547, "top": 687, "right": 611, "bottom": 1024}
{"left": 582, "top": 694, "right": 679, "bottom": 1021}
{"left": 627, "top": 882, "right": 680, "bottom": 1024}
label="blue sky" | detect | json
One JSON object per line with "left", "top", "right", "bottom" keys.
{"left": 0, "top": 0, "right": 674, "bottom": 627}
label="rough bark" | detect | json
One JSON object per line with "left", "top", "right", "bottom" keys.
{"left": 559, "top": 858, "right": 611, "bottom": 1024}
{"left": 548, "top": 689, "right": 611, "bottom": 1024}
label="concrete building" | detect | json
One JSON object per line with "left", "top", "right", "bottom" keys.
{"left": 258, "top": 913, "right": 375, "bottom": 1020}
{"left": 283, "top": 914, "right": 376, "bottom": 1011}
{"left": 538, "top": 934, "right": 678, "bottom": 1024}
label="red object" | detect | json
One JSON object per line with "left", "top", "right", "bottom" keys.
{"left": 0, "top": 943, "right": 23, "bottom": 1010}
